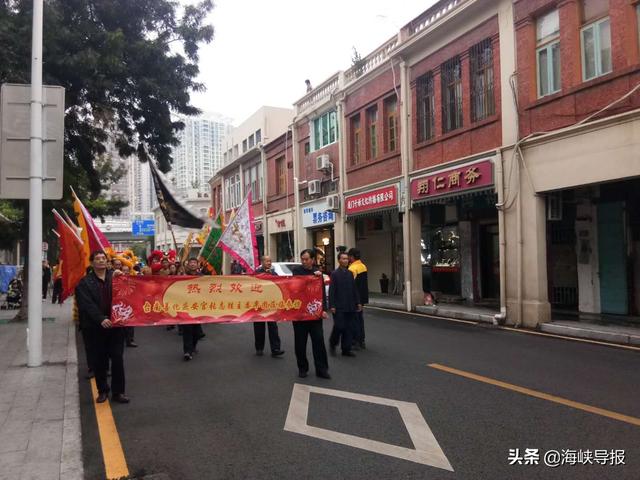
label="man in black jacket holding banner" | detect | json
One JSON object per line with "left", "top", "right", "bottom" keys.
{"left": 254, "top": 255, "right": 285, "bottom": 357}
{"left": 291, "top": 249, "right": 330, "bottom": 379}
{"left": 75, "top": 251, "right": 129, "bottom": 404}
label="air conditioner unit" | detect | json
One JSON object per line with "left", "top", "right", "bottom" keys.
{"left": 308, "top": 180, "right": 321, "bottom": 195}
{"left": 326, "top": 194, "right": 340, "bottom": 211}
{"left": 316, "top": 154, "right": 331, "bottom": 172}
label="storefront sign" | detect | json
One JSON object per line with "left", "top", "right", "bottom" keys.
{"left": 345, "top": 185, "right": 398, "bottom": 215}
{"left": 410, "top": 159, "right": 494, "bottom": 201}
{"left": 267, "top": 211, "right": 294, "bottom": 233}
{"left": 254, "top": 220, "right": 263, "bottom": 235}
{"left": 111, "top": 274, "right": 324, "bottom": 326}
{"left": 302, "top": 199, "right": 336, "bottom": 228}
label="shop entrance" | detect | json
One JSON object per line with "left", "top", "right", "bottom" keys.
{"left": 480, "top": 223, "right": 500, "bottom": 299}
{"left": 274, "top": 231, "right": 294, "bottom": 262}
{"left": 312, "top": 227, "right": 334, "bottom": 273}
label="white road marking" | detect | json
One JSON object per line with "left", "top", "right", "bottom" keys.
{"left": 284, "top": 384, "right": 453, "bottom": 471}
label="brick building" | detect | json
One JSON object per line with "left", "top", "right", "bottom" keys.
{"left": 213, "top": 0, "right": 640, "bottom": 327}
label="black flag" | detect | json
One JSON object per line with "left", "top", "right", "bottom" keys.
{"left": 148, "top": 161, "right": 205, "bottom": 229}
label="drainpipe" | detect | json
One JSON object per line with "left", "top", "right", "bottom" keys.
{"left": 291, "top": 122, "right": 301, "bottom": 256}
{"left": 336, "top": 98, "right": 347, "bottom": 247}
{"left": 516, "top": 151, "right": 524, "bottom": 328}
{"left": 259, "top": 144, "right": 268, "bottom": 256}
{"left": 494, "top": 151, "right": 507, "bottom": 325}
{"left": 399, "top": 59, "right": 412, "bottom": 312}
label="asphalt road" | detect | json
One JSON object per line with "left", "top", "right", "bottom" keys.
{"left": 78, "top": 307, "right": 640, "bottom": 480}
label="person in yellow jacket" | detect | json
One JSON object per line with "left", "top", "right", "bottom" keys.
{"left": 348, "top": 248, "right": 369, "bottom": 349}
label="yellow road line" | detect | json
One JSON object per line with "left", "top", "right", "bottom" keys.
{"left": 366, "top": 305, "right": 640, "bottom": 352}
{"left": 89, "top": 378, "right": 130, "bottom": 479}
{"left": 428, "top": 363, "right": 640, "bottom": 427}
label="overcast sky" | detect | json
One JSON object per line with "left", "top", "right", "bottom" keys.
{"left": 185, "top": 0, "right": 438, "bottom": 124}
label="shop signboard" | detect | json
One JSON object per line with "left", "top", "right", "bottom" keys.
{"left": 302, "top": 199, "right": 336, "bottom": 228}
{"left": 267, "top": 211, "right": 293, "bottom": 233}
{"left": 410, "top": 159, "right": 494, "bottom": 201}
{"left": 345, "top": 185, "right": 398, "bottom": 215}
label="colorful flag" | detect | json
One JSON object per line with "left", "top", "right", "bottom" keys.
{"left": 199, "top": 212, "right": 224, "bottom": 274}
{"left": 180, "top": 232, "right": 194, "bottom": 264}
{"left": 53, "top": 209, "right": 87, "bottom": 301}
{"left": 148, "top": 160, "right": 206, "bottom": 229}
{"left": 217, "top": 192, "right": 259, "bottom": 273}
{"left": 71, "top": 188, "right": 112, "bottom": 259}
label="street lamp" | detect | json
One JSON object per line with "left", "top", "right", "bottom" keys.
{"left": 27, "top": 0, "right": 44, "bottom": 367}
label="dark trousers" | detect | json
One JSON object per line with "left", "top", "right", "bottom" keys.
{"left": 42, "top": 280, "right": 48, "bottom": 299}
{"left": 52, "top": 279, "right": 63, "bottom": 304}
{"left": 84, "top": 327, "right": 125, "bottom": 395}
{"left": 125, "top": 327, "right": 135, "bottom": 344}
{"left": 354, "top": 310, "right": 365, "bottom": 344}
{"left": 79, "top": 327, "right": 95, "bottom": 373}
{"left": 292, "top": 320, "right": 328, "bottom": 374}
{"left": 182, "top": 324, "right": 204, "bottom": 354}
{"left": 253, "top": 322, "right": 281, "bottom": 352}
{"left": 329, "top": 311, "right": 355, "bottom": 353}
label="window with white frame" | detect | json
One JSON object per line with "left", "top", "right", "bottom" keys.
{"left": 225, "top": 173, "right": 241, "bottom": 209}
{"left": 311, "top": 110, "right": 338, "bottom": 151}
{"left": 581, "top": 0, "right": 611, "bottom": 81}
{"left": 537, "top": 9, "right": 561, "bottom": 97}
{"left": 243, "top": 164, "right": 262, "bottom": 201}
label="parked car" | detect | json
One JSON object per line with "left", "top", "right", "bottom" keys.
{"left": 271, "top": 262, "right": 330, "bottom": 297}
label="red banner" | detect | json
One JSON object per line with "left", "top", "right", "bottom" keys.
{"left": 110, "top": 274, "right": 324, "bottom": 327}
{"left": 345, "top": 185, "right": 398, "bottom": 215}
{"left": 410, "top": 159, "right": 494, "bottom": 201}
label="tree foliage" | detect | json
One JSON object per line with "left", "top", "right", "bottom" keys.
{"left": 0, "top": 0, "right": 214, "bottom": 248}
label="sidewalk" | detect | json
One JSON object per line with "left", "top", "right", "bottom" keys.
{"left": 0, "top": 302, "right": 83, "bottom": 480}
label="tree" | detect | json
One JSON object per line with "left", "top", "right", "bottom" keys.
{"left": 351, "top": 46, "right": 366, "bottom": 78}
{"left": 0, "top": 0, "right": 214, "bottom": 319}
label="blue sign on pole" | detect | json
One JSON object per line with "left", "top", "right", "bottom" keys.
{"left": 132, "top": 219, "right": 155, "bottom": 236}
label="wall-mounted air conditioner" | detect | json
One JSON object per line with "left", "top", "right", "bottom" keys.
{"left": 308, "top": 179, "right": 321, "bottom": 195}
{"left": 326, "top": 194, "right": 340, "bottom": 211}
{"left": 316, "top": 154, "right": 331, "bottom": 172}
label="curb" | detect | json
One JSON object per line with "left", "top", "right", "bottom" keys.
{"left": 540, "top": 323, "right": 640, "bottom": 347}
{"left": 368, "top": 304, "right": 640, "bottom": 348}
{"left": 416, "top": 305, "right": 497, "bottom": 324}
{"left": 60, "top": 319, "right": 83, "bottom": 480}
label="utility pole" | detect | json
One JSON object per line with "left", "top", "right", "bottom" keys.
{"left": 27, "top": 0, "right": 44, "bottom": 367}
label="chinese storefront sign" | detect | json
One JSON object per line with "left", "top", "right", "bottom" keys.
{"left": 111, "top": 274, "right": 324, "bottom": 326}
{"left": 302, "top": 199, "right": 336, "bottom": 228}
{"left": 410, "top": 159, "right": 494, "bottom": 201}
{"left": 345, "top": 185, "right": 398, "bottom": 215}
{"left": 267, "top": 211, "right": 293, "bottom": 233}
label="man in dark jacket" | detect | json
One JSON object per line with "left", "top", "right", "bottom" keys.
{"left": 291, "top": 249, "right": 330, "bottom": 379}
{"left": 254, "top": 255, "right": 284, "bottom": 357}
{"left": 329, "top": 252, "right": 362, "bottom": 357}
{"left": 42, "top": 260, "right": 51, "bottom": 300}
{"left": 75, "top": 250, "right": 129, "bottom": 404}
{"left": 348, "top": 248, "right": 369, "bottom": 349}
{"left": 182, "top": 257, "right": 205, "bottom": 361}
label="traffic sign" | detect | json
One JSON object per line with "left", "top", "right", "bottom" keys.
{"left": 132, "top": 219, "right": 155, "bottom": 236}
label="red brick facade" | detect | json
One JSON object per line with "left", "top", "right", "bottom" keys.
{"left": 264, "top": 131, "right": 295, "bottom": 214}
{"left": 515, "top": 0, "right": 640, "bottom": 137}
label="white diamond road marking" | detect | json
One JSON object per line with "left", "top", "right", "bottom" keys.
{"left": 284, "top": 384, "right": 453, "bottom": 471}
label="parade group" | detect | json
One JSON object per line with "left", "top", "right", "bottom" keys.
{"left": 74, "top": 246, "right": 369, "bottom": 405}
